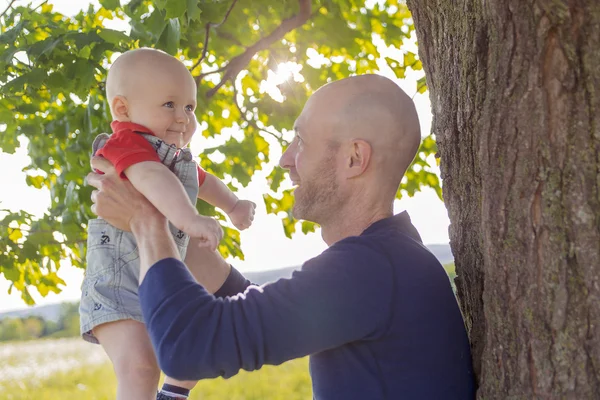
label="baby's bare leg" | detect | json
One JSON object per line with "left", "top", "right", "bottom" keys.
{"left": 94, "top": 320, "right": 160, "bottom": 400}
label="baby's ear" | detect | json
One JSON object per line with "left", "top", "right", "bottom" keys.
{"left": 111, "top": 95, "right": 130, "bottom": 121}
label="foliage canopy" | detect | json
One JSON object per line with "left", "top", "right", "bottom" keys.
{"left": 0, "top": 0, "right": 438, "bottom": 303}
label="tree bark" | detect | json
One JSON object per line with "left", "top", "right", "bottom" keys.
{"left": 406, "top": 0, "right": 600, "bottom": 398}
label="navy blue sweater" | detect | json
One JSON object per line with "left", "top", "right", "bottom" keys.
{"left": 139, "top": 212, "right": 475, "bottom": 399}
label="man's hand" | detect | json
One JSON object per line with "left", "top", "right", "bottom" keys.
{"left": 87, "top": 156, "right": 165, "bottom": 232}
{"left": 227, "top": 200, "right": 256, "bottom": 230}
{"left": 181, "top": 215, "right": 224, "bottom": 251}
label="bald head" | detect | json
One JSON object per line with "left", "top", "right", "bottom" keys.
{"left": 280, "top": 75, "right": 423, "bottom": 241}
{"left": 309, "top": 75, "right": 422, "bottom": 192}
{"left": 106, "top": 48, "right": 194, "bottom": 110}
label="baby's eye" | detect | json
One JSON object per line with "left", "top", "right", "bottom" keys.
{"left": 185, "top": 104, "right": 194, "bottom": 112}
{"left": 163, "top": 101, "right": 175, "bottom": 108}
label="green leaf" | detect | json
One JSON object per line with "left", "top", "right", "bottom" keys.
{"left": 27, "top": 37, "right": 61, "bottom": 59}
{"left": 266, "top": 167, "right": 286, "bottom": 192}
{"left": 164, "top": 0, "right": 187, "bottom": 19}
{"left": 71, "top": 31, "right": 102, "bottom": 50}
{"left": 1, "top": 69, "right": 47, "bottom": 93}
{"left": 417, "top": 76, "right": 427, "bottom": 94}
{"left": 3, "top": 267, "right": 21, "bottom": 284}
{"left": 26, "top": 175, "right": 45, "bottom": 189}
{"left": 301, "top": 221, "right": 316, "bottom": 234}
{"left": 84, "top": 104, "right": 93, "bottom": 135}
{"left": 157, "top": 18, "right": 181, "bottom": 55}
{"left": 186, "top": 0, "right": 202, "bottom": 23}
{"left": 8, "top": 228, "right": 23, "bottom": 242}
{"left": 154, "top": 0, "right": 168, "bottom": 11}
{"left": 21, "top": 287, "right": 35, "bottom": 305}
{"left": 0, "top": 21, "right": 25, "bottom": 45}
{"left": 78, "top": 45, "right": 92, "bottom": 59}
{"left": 403, "top": 51, "right": 417, "bottom": 67}
{"left": 100, "top": 0, "right": 120, "bottom": 10}
{"left": 46, "top": 71, "right": 69, "bottom": 90}
{"left": 0, "top": 46, "right": 18, "bottom": 63}
{"left": 386, "top": 57, "right": 406, "bottom": 79}
{"left": 97, "top": 28, "right": 131, "bottom": 45}
{"left": 65, "top": 181, "right": 78, "bottom": 206}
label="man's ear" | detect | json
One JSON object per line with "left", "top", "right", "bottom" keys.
{"left": 345, "top": 139, "right": 371, "bottom": 178}
{"left": 111, "top": 95, "right": 130, "bottom": 121}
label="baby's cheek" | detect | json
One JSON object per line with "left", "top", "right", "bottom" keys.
{"left": 188, "top": 117, "right": 198, "bottom": 135}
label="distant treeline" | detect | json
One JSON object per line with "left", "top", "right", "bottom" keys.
{"left": 0, "top": 302, "right": 80, "bottom": 342}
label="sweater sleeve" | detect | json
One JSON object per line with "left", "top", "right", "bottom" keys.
{"left": 138, "top": 238, "right": 394, "bottom": 381}
{"left": 213, "top": 266, "right": 253, "bottom": 298}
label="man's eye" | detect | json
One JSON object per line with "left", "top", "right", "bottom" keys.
{"left": 185, "top": 105, "right": 194, "bottom": 112}
{"left": 163, "top": 101, "right": 175, "bottom": 108}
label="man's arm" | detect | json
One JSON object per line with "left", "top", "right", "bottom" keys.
{"left": 184, "top": 238, "right": 252, "bottom": 296}
{"left": 136, "top": 237, "right": 393, "bottom": 381}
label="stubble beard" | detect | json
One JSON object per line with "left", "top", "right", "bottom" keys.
{"left": 292, "top": 156, "right": 341, "bottom": 224}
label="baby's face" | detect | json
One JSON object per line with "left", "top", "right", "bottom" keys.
{"left": 126, "top": 66, "right": 198, "bottom": 148}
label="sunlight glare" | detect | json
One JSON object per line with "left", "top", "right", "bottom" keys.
{"left": 274, "top": 62, "right": 294, "bottom": 81}
{"left": 260, "top": 62, "right": 303, "bottom": 103}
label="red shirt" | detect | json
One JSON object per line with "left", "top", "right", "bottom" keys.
{"left": 96, "top": 121, "right": 206, "bottom": 186}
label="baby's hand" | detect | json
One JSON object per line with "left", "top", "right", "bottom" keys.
{"left": 183, "top": 215, "right": 223, "bottom": 251}
{"left": 228, "top": 200, "right": 256, "bottom": 230}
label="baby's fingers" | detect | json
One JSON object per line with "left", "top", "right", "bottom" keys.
{"left": 196, "top": 238, "right": 212, "bottom": 248}
{"left": 215, "top": 224, "right": 224, "bottom": 243}
{"left": 209, "top": 233, "right": 220, "bottom": 251}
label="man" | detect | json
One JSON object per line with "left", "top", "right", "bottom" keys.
{"left": 87, "top": 75, "right": 475, "bottom": 399}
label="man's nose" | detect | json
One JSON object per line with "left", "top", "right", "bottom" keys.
{"left": 279, "top": 142, "right": 295, "bottom": 169}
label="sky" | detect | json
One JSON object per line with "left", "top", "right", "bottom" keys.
{"left": 0, "top": 0, "right": 450, "bottom": 312}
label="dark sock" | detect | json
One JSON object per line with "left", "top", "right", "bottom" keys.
{"left": 156, "top": 383, "right": 190, "bottom": 399}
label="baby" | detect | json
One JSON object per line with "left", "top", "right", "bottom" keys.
{"left": 79, "top": 48, "right": 255, "bottom": 400}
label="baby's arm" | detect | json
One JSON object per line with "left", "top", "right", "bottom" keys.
{"left": 198, "top": 174, "right": 256, "bottom": 230}
{"left": 125, "top": 161, "right": 223, "bottom": 249}
{"left": 197, "top": 173, "right": 238, "bottom": 213}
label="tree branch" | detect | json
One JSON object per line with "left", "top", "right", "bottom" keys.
{"left": 31, "top": 0, "right": 49, "bottom": 13}
{"left": 191, "top": 0, "right": 240, "bottom": 73}
{"left": 0, "top": 0, "right": 17, "bottom": 19}
{"left": 204, "top": 0, "right": 312, "bottom": 98}
{"left": 195, "top": 65, "right": 227, "bottom": 85}
{"left": 233, "top": 84, "right": 250, "bottom": 122}
{"left": 215, "top": 30, "right": 244, "bottom": 47}
{"left": 233, "top": 84, "right": 283, "bottom": 142}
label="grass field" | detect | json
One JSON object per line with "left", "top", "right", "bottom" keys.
{"left": 0, "top": 338, "right": 311, "bottom": 399}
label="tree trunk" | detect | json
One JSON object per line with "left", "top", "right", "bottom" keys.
{"left": 406, "top": 0, "right": 600, "bottom": 398}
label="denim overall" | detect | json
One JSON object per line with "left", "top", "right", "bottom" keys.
{"left": 80, "top": 132, "right": 199, "bottom": 344}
